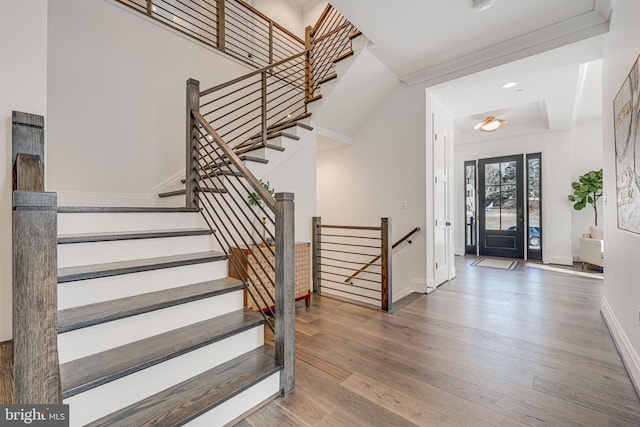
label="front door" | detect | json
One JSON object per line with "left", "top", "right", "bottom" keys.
{"left": 478, "top": 155, "right": 524, "bottom": 258}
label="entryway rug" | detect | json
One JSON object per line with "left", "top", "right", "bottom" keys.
{"left": 471, "top": 258, "right": 518, "bottom": 270}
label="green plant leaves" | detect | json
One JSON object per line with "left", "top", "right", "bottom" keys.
{"left": 568, "top": 169, "right": 602, "bottom": 225}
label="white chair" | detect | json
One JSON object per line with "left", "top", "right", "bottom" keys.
{"left": 579, "top": 226, "right": 603, "bottom": 269}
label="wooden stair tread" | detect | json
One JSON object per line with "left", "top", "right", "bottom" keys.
{"left": 181, "top": 170, "right": 244, "bottom": 184}
{"left": 202, "top": 155, "right": 269, "bottom": 173}
{"left": 238, "top": 155, "right": 269, "bottom": 164}
{"left": 159, "top": 188, "right": 227, "bottom": 198}
{"left": 60, "top": 308, "right": 264, "bottom": 399}
{"left": 57, "top": 206, "right": 199, "bottom": 213}
{"left": 85, "top": 345, "right": 281, "bottom": 427}
{"left": 306, "top": 94, "right": 323, "bottom": 104}
{"left": 242, "top": 131, "right": 300, "bottom": 147}
{"left": 236, "top": 143, "right": 286, "bottom": 157}
{"left": 57, "top": 251, "right": 226, "bottom": 283}
{"left": 58, "top": 228, "right": 212, "bottom": 244}
{"left": 333, "top": 49, "right": 354, "bottom": 63}
{"left": 317, "top": 73, "right": 337, "bottom": 85}
{"left": 58, "top": 277, "right": 244, "bottom": 333}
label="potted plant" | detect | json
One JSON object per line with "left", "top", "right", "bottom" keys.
{"left": 567, "top": 169, "right": 603, "bottom": 226}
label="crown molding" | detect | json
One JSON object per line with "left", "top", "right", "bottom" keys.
{"left": 402, "top": 9, "right": 609, "bottom": 87}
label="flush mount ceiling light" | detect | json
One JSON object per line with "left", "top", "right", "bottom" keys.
{"left": 473, "top": 0, "right": 496, "bottom": 11}
{"left": 474, "top": 117, "right": 507, "bottom": 132}
{"left": 501, "top": 81, "right": 518, "bottom": 89}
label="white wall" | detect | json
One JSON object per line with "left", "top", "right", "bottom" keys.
{"left": 252, "top": 0, "right": 304, "bottom": 38}
{"left": 454, "top": 129, "right": 576, "bottom": 265}
{"left": 0, "top": 0, "right": 48, "bottom": 341}
{"left": 601, "top": 0, "right": 640, "bottom": 392}
{"left": 261, "top": 131, "right": 317, "bottom": 245}
{"left": 569, "top": 121, "right": 604, "bottom": 259}
{"left": 317, "top": 83, "right": 430, "bottom": 301}
{"left": 48, "top": 0, "right": 305, "bottom": 206}
{"left": 302, "top": 1, "right": 328, "bottom": 30}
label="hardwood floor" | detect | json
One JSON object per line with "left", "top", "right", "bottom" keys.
{"left": 0, "top": 340, "right": 13, "bottom": 404}
{"left": 237, "top": 255, "right": 640, "bottom": 426}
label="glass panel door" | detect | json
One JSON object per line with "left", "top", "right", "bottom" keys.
{"left": 464, "top": 160, "right": 477, "bottom": 254}
{"left": 478, "top": 155, "right": 524, "bottom": 258}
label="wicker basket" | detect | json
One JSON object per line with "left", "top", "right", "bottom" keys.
{"left": 228, "top": 242, "right": 310, "bottom": 312}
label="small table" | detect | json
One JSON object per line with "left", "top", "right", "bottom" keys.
{"left": 228, "top": 242, "right": 311, "bottom": 312}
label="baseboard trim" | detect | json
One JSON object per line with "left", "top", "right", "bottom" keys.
{"left": 426, "top": 277, "right": 436, "bottom": 294}
{"left": 544, "top": 255, "right": 574, "bottom": 266}
{"left": 394, "top": 287, "right": 420, "bottom": 302}
{"left": 601, "top": 296, "right": 640, "bottom": 397}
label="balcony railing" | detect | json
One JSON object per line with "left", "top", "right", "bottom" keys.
{"left": 116, "top": 0, "right": 304, "bottom": 68}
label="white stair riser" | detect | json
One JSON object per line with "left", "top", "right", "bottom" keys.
{"left": 58, "top": 235, "right": 219, "bottom": 268}
{"left": 58, "top": 291, "right": 243, "bottom": 363}
{"left": 58, "top": 261, "right": 229, "bottom": 309}
{"left": 64, "top": 327, "right": 264, "bottom": 427}
{"left": 185, "top": 372, "right": 280, "bottom": 427}
{"left": 58, "top": 212, "right": 207, "bottom": 234}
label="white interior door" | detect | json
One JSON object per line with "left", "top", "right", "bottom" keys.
{"left": 434, "top": 131, "right": 449, "bottom": 286}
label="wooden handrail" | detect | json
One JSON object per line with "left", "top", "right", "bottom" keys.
{"left": 192, "top": 110, "right": 276, "bottom": 211}
{"left": 344, "top": 227, "right": 420, "bottom": 284}
{"left": 234, "top": 0, "right": 304, "bottom": 45}
{"left": 309, "top": 3, "right": 333, "bottom": 38}
{"left": 200, "top": 50, "right": 307, "bottom": 96}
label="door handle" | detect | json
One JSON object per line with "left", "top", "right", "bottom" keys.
{"left": 445, "top": 222, "right": 451, "bottom": 226}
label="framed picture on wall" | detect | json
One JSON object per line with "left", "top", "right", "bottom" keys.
{"left": 613, "top": 54, "right": 640, "bottom": 234}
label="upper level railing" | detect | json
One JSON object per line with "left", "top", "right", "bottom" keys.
{"left": 116, "top": 0, "right": 304, "bottom": 68}
{"left": 305, "top": 4, "right": 357, "bottom": 101}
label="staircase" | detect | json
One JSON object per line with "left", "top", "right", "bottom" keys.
{"left": 56, "top": 206, "right": 280, "bottom": 426}
{"left": 11, "top": 3, "right": 364, "bottom": 426}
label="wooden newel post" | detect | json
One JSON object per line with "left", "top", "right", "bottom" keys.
{"left": 13, "top": 192, "right": 60, "bottom": 404}
{"left": 275, "top": 192, "right": 295, "bottom": 395}
{"left": 312, "top": 216, "right": 321, "bottom": 293}
{"left": 186, "top": 78, "right": 200, "bottom": 209}
{"left": 381, "top": 217, "right": 392, "bottom": 312}
{"left": 11, "top": 111, "right": 60, "bottom": 403}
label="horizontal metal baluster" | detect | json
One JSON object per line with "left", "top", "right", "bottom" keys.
{"left": 154, "top": 2, "right": 218, "bottom": 39}
{"left": 318, "top": 263, "right": 382, "bottom": 275}
{"left": 318, "top": 241, "right": 381, "bottom": 249}
{"left": 320, "top": 248, "right": 382, "bottom": 257}
{"left": 319, "top": 271, "right": 381, "bottom": 286}
{"left": 319, "top": 283, "right": 381, "bottom": 301}
{"left": 319, "top": 255, "right": 381, "bottom": 267}
{"left": 320, "top": 233, "right": 381, "bottom": 240}
{"left": 201, "top": 79, "right": 260, "bottom": 109}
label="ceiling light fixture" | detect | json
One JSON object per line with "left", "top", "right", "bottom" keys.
{"left": 473, "top": 0, "right": 496, "bottom": 11}
{"left": 501, "top": 81, "right": 518, "bottom": 89}
{"left": 474, "top": 117, "right": 507, "bottom": 132}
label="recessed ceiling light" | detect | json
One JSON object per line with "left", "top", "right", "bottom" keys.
{"left": 474, "top": 117, "right": 507, "bottom": 132}
{"left": 473, "top": 0, "right": 496, "bottom": 11}
{"left": 501, "top": 81, "right": 518, "bottom": 89}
